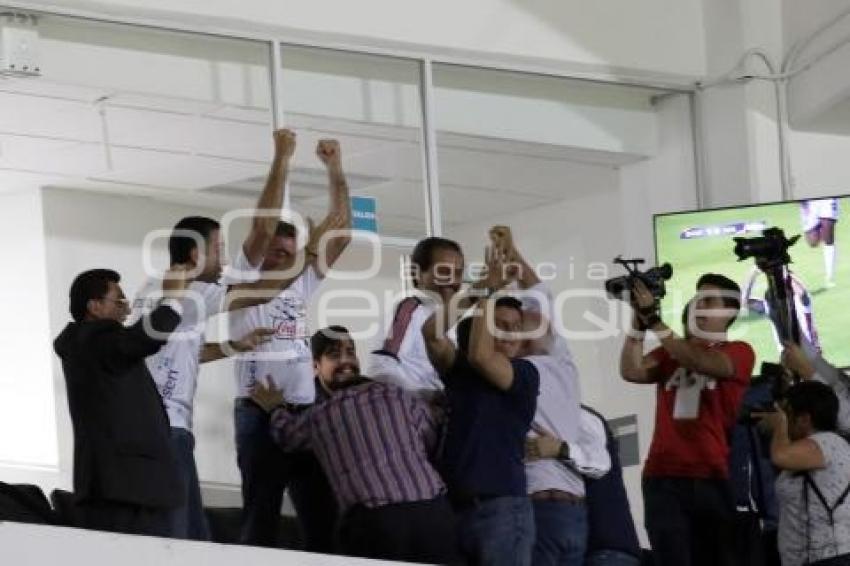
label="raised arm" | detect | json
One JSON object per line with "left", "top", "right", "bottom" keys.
{"left": 457, "top": 244, "right": 512, "bottom": 310}
{"left": 421, "top": 302, "right": 459, "bottom": 376}
{"left": 468, "top": 299, "right": 515, "bottom": 391}
{"left": 313, "top": 139, "right": 352, "bottom": 278}
{"left": 226, "top": 213, "right": 347, "bottom": 311}
{"left": 632, "top": 280, "right": 737, "bottom": 380}
{"left": 98, "top": 266, "right": 188, "bottom": 365}
{"left": 783, "top": 341, "right": 838, "bottom": 384}
{"left": 620, "top": 341, "right": 661, "bottom": 384}
{"left": 242, "top": 129, "right": 296, "bottom": 267}
{"left": 491, "top": 225, "right": 540, "bottom": 290}
{"left": 652, "top": 328, "right": 735, "bottom": 379}
{"left": 756, "top": 405, "right": 826, "bottom": 472}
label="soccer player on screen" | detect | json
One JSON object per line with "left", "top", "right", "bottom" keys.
{"left": 741, "top": 265, "right": 821, "bottom": 354}
{"left": 800, "top": 198, "right": 839, "bottom": 287}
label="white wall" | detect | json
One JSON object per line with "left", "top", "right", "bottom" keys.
{"left": 0, "top": 189, "right": 58, "bottom": 478}
{"left": 20, "top": 0, "right": 707, "bottom": 78}
{"left": 780, "top": 0, "right": 850, "bottom": 201}
{"left": 790, "top": 130, "right": 850, "bottom": 198}
{"left": 784, "top": 0, "right": 850, "bottom": 130}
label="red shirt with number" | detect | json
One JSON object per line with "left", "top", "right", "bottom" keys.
{"left": 643, "top": 340, "right": 755, "bottom": 479}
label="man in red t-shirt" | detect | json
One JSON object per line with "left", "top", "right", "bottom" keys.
{"left": 620, "top": 273, "right": 756, "bottom": 566}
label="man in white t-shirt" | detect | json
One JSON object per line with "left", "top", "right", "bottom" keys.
{"left": 130, "top": 129, "right": 299, "bottom": 541}
{"left": 228, "top": 139, "right": 351, "bottom": 549}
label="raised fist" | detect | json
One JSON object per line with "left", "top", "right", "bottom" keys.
{"left": 273, "top": 129, "right": 296, "bottom": 159}
{"left": 316, "top": 139, "right": 341, "bottom": 168}
{"left": 488, "top": 225, "right": 514, "bottom": 259}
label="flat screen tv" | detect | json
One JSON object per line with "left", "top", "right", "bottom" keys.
{"left": 654, "top": 195, "right": 848, "bottom": 370}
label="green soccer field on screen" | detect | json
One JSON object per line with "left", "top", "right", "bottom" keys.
{"left": 655, "top": 196, "right": 850, "bottom": 370}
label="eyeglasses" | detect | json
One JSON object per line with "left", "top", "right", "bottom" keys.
{"left": 99, "top": 297, "right": 129, "bottom": 307}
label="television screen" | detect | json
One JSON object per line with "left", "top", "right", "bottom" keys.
{"left": 654, "top": 195, "right": 849, "bottom": 370}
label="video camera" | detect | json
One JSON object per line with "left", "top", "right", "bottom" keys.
{"left": 604, "top": 257, "right": 673, "bottom": 302}
{"left": 734, "top": 227, "right": 803, "bottom": 426}
{"left": 733, "top": 227, "right": 801, "bottom": 344}
{"left": 738, "top": 361, "right": 794, "bottom": 424}
{"left": 734, "top": 227, "right": 799, "bottom": 267}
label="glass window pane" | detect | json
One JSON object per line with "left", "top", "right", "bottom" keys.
{"left": 279, "top": 46, "right": 428, "bottom": 242}
{"left": 431, "top": 62, "right": 695, "bottom": 393}
{"left": 1, "top": 16, "right": 273, "bottom": 191}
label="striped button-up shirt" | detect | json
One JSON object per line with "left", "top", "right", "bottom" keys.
{"left": 270, "top": 380, "right": 445, "bottom": 513}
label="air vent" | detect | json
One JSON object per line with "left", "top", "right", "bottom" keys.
{"left": 0, "top": 13, "right": 40, "bottom": 78}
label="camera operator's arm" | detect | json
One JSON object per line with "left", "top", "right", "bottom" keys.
{"left": 620, "top": 313, "right": 662, "bottom": 384}
{"left": 654, "top": 329, "right": 736, "bottom": 379}
{"left": 784, "top": 342, "right": 850, "bottom": 434}
{"left": 755, "top": 405, "right": 825, "bottom": 472}
{"left": 781, "top": 342, "right": 817, "bottom": 380}
{"left": 783, "top": 341, "right": 849, "bottom": 389}
{"left": 633, "top": 280, "right": 737, "bottom": 380}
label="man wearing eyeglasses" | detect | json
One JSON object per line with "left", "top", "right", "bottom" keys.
{"left": 54, "top": 266, "right": 189, "bottom": 537}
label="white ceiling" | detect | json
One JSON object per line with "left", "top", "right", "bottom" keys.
{"left": 0, "top": 74, "right": 642, "bottom": 240}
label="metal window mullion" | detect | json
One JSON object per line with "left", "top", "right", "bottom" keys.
{"left": 268, "top": 39, "right": 291, "bottom": 211}
{"left": 419, "top": 58, "right": 442, "bottom": 237}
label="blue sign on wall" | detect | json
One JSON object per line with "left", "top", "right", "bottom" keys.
{"left": 351, "top": 196, "right": 378, "bottom": 233}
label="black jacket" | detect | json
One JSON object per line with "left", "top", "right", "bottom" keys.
{"left": 54, "top": 304, "right": 183, "bottom": 509}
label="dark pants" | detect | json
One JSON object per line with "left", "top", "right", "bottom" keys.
{"left": 338, "top": 495, "right": 460, "bottom": 563}
{"left": 168, "top": 427, "right": 211, "bottom": 541}
{"left": 585, "top": 550, "right": 641, "bottom": 566}
{"left": 532, "top": 499, "right": 588, "bottom": 566}
{"left": 642, "top": 477, "right": 736, "bottom": 566}
{"left": 78, "top": 499, "right": 171, "bottom": 538}
{"left": 235, "top": 399, "right": 337, "bottom": 551}
{"left": 733, "top": 511, "right": 781, "bottom": 566}
{"left": 457, "top": 495, "right": 536, "bottom": 566}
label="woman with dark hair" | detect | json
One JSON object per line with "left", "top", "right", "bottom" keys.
{"left": 757, "top": 381, "right": 850, "bottom": 566}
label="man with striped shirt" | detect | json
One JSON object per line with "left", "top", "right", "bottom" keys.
{"left": 252, "top": 326, "right": 459, "bottom": 563}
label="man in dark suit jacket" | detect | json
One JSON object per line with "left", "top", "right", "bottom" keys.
{"left": 54, "top": 266, "right": 189, "bottom": 537}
